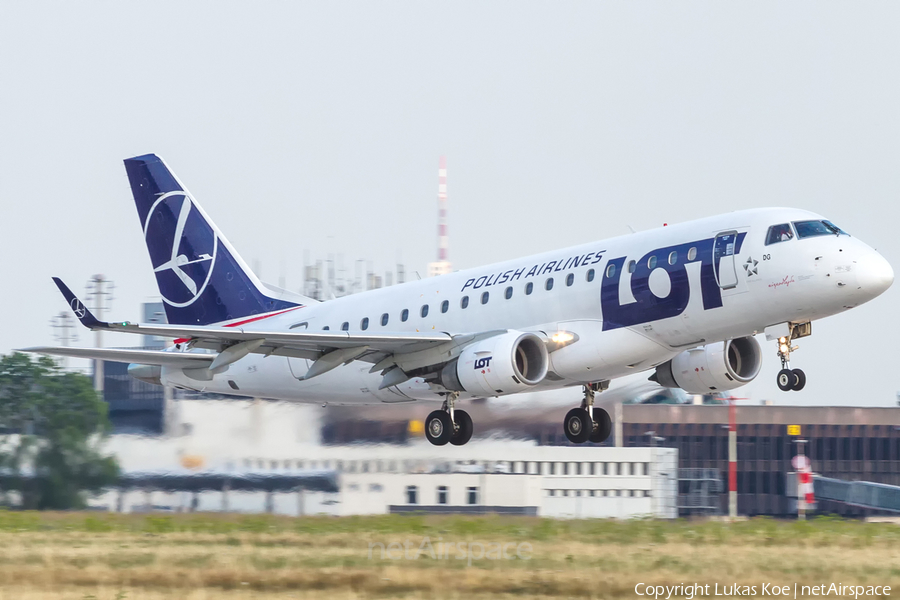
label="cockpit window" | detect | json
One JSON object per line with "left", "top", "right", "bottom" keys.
{"left": 765, "top": 223, "right": 794, "bottom": 245}
{"left": 824, "top": 220, "right": 848, "bottom": 235}
{"left": 793, "top": 220, "right": 848, "bottom": 239}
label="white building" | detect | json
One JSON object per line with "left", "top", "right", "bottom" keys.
{"left": 99, "top": 400, "right": 677, "bottom": 518}
{"left": 335, "top": 445, "right": 677, "bottom": 519}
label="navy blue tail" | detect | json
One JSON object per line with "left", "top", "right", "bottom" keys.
{"left": 124, "top": 154, "right": 299, "bottom": 326}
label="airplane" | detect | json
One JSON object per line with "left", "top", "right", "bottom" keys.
{"left": 23, "top": 154, "right": 894, "bottom": 447}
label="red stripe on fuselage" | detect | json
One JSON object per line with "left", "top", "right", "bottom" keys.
{"left": 172, "top": 305, "right": 304, "bottom": 345}
{"left": 223, "top": 306, "right": 304, "bottom": 328}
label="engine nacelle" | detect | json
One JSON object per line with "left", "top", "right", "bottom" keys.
{"left": 438, "top": 331, "right": 549, "bottom": 396}
{"left": 128, "top": 363, "right": 162, "bottom": 386}
{"left": 653, "top": 336, "right": 762, "bottom": 393}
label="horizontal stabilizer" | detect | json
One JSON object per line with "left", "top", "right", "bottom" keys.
{"left": 19, "top": 346, "right": 214, "bottom": 367}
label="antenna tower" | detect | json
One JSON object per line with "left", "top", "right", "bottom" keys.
{"left": 49, "top": 311, "right": 78, "bottom": 369}
{"left": 85, "top": 274, "right": 114, "bottom": 394}
{"left": 428, "top": 156, "right": 452, "bottom": 277}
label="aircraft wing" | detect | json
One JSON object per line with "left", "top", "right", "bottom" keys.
{"left": 20, "top": 346, "right": 215, "bottom": 368}
{"left": 42, "top": 277, "right": 508, "bottom": 385}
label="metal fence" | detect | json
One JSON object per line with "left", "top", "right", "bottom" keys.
{"left": 677, "top": 468, "right": 722, "bottom": 516}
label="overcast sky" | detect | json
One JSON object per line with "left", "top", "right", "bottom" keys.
{"left": 1, "top": 2, "right": 897, "bottom": 406}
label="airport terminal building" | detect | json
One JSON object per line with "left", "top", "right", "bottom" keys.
{"left": 619, "top": 404, "right": 900, "bottom": 517}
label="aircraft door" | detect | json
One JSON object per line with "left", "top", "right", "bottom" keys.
{"left": 713, "top": 231, "right": 739, "bottom": 290}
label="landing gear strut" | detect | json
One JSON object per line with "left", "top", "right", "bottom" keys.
{"left": 775, "top": 323, "right": 810, "bottom": 392}
{"left": 425, "top": 392, "right": 474, "bottom": 446}
{"left": 564, "top": 382, "right": 611, "bottom": 444}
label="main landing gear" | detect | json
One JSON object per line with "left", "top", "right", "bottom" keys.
{"left": 425, "top": 392, "right": 474, "bottom": 446}
{"left": 775, "top": 323, "right": 811, "bottom": 392}
{"left": 564, "top": 382, "right": 612, "bottom": 444}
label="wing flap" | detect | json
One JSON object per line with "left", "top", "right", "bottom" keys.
{"left": 105, "top": 321, "right": 453, "bottom": 351}
{"left": 19, "top": 347, "right": 215, "bottom": 367}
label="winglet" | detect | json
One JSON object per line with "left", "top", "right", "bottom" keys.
{"left": 52, "top": 277, "right": 106, "bottom": 329}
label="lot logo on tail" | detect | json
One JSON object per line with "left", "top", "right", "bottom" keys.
{"left": 70, "top": 298, "right": 86, "bottom": 319}
{"left": 143, "top": 192, "right": 218, "bottom": 307}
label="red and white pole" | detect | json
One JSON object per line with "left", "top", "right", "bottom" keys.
{"left": 728, "top": 398, "right": 737, "bottom": 519}
{"left": 796, "top": 439, "right": 810, "bottom": 520}
{"left": 798, "top": 469, "right": 813, "bottom": 519}
{"left": 437, "top": 156, "right": 448, "bottom": 263}
{"left": 804, "top": 471, "right": 815, "bottom": 508}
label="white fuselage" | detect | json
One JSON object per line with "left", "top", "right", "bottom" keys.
{"left": 161, "top": 207, "right": 892, "bottom": 405}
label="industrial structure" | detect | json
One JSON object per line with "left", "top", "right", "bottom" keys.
{"left": 427, "top": 156, "right": 452, "bottom": 277}
{"left": 300, "top": 256, "right": 406, "bottom": 301}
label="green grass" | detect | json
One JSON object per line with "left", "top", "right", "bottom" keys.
{"left": 0, "top": 512, "right": 898, "bottom": 599}
{"left": 0, "top": 510, "right": 897, "bottom": 548}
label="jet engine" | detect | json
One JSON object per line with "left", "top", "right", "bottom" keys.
{"left": 652, "top": 336, "right": 762, "bottom": 393}
{"left": 128, "top": 363, "right": 162, "bottom": 386}
{"left": 438, "top": 331, "right": 549, "bottom": 397}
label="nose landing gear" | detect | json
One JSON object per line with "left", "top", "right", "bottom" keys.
{"left": 425, "top": 392, "right": 474, "bottom": 446}
{"left": 775, "top": 328, "right": 807, "bottom": 392}
{"left": 564, "top": 382, "right": 612, "bottom": 444}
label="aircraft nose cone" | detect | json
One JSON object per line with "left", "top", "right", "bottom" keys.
{"left": 856, "top": 252, "right": 894, "bottom": 298}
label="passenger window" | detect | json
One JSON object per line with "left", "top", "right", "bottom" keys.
{"left": 687, "top": 248, "right": 697, "bottom": 261}
{"left": 766, "top": 223, "right": 794, "bottom": 245}
{"left": 481, "top": 291, "right": 489, "bottom": 304}
{"left": 401, "top": 309, "right": 409, "bottom": 322}
{"left": 606, "top": 264, "right": 616, "bottom": 279}
{"left": 323, "top": 326, "right": 330, "bottom": 330}
{"left": 381, "top": 313, "right": 389, "bottom": 326}
{"left": 421, "top": 305, "right": 429, "bottom": 318}
{"left": 545, "top": 278, "right": 554, "bottom": 291}
{"left": 566, "top": 273, "right": 574, "bottom": 286}
{"left": 460, "top": 296, "right": 469, "bottom": 309}
{"left": 341, "top": 322, "right": 349, "bottom": 331}
{"left": 441, "top": 300, "right": 449, "bottom": 313}
{"left": 627, "top": 260, "right": 636, "bottom": 273}
{"left": 648, "top": 256, "right": 657, "bottom": 269}
{"left": 525, "top": 282, "right": 534, "bottom": 295}
{"left": 586, "top": 268, "right": 595, "bottom": 282}
{"left": 668, "top": 251, "right": 677, "bottom": 265}
{"left": 505, "top": 286, "right": 513, "bottom": 299}
{"left": 361, "top": 317, "right": 369, "bottom": 330}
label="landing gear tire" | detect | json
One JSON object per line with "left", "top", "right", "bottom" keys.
{"left": 425, "top": 410, "right": 453, "bottom": 446}
{"left": 450, "top": 409, "right": 474, "bottom": 446}
{"left": 564, "top": 408, "right": 592, "bottom": 444}
{"left": 777, "top": 369, "right": 794, "bottom": 392}
{"left": 775, "top": 323, "right": 812, "bottom": 392}
{"left": 589, "top": 408, "right": 612, "bottom": 444}
{"left": 791, "top": 368, "right": 806, "bottom": 391}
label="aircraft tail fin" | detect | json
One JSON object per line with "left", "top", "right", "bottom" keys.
{"left": 123, "top": 154, "right": 316, "bottom": 326}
